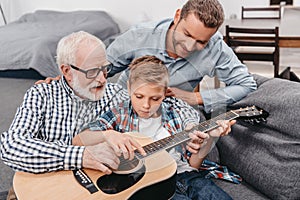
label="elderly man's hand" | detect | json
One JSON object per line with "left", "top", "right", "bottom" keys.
{"left": 83, "top": 143, "right": 120, "bottom": 174}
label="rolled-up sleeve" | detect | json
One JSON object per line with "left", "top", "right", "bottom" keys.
{"left": 200, "top": 40, "right": 257, "bottom": 113}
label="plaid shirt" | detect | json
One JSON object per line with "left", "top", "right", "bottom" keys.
{"left": 89, "top": 98, "right": 199, "bottom": 169}
{"left": 89, "top": 98, "right": 199, "bottom": 134}
{"left": 0, "top": 78, "right": 200, "bottom": 173}
{"left": 89, "top": 99, "right": 242, "bottom": 184}
{"left": 0, "top": 77, "right": 128, "bottom": 173}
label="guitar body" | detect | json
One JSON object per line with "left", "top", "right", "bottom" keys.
{"left": 13, "top": 106, "right": 267, "bottom": 200}
{"left": 13, "top": 133, "right": 177, "bottom": 200}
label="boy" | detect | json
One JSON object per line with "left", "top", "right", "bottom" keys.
{"left": 74, "top": 55, "right": 234, "bottom": 199}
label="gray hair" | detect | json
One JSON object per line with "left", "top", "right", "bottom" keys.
{"left": 56, "top": 31, "right": 106, "bottom": 70}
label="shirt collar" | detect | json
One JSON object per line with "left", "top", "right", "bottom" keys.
{"left": 152, "top": 19, "right": 174, "bottom": 56}
{"left": 126, "top": 99, "right": 172, "bottom": 123}
{"left": 60, "top": 76, "right": 75, "bottom": 96}
{"left": 154, "top": 19, "right": 185, "bottom": 61}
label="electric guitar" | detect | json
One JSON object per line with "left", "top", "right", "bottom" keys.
{"left": 13, "top": 106, "right": 268, "bottom": 200}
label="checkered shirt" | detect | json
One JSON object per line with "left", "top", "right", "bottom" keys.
{"left": 1, "top": 77, "right": 201, "bottom": 173}
{"left": 0, "top": 77, "right": 127, "bottom": 173}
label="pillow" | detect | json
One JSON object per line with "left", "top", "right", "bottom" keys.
{"left": 0, "top": 10, "right": 120, "bottom": 78}
{"left": 218, "top": 74, "right": 300, "bottom": 199}
{"left": 279, "top": 67, "right": 300, "bottom": 83}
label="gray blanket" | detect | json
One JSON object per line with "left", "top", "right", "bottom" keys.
{"left": 0, "top": 10, "right": 120, "bottom": 77}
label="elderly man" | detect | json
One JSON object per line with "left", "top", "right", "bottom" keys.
{"left": 1, "top": 29, "right": 201, "bottom": 175}
{"left": 0, "top": 31, "right": 148, "bottom": 175}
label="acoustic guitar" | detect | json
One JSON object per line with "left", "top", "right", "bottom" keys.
{"left": 13, "top": 106, "right": 268, "bottom": 200}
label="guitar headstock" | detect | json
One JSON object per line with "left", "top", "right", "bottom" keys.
{"left": 232, "top": 106, "right": 269, "bottom": 124}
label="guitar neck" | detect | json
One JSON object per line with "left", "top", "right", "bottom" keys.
{"left": 135, "top": 110, "right": 239, "bottom": 159}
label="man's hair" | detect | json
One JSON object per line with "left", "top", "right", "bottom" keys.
{"left": 56, "top": 31, "right": 106, "bottom": 70}
{"left": 128, "top": 55, "right": 169, "bottom": 89}
{"left": 180, "top": 0, "right": 224, "bottom": 28}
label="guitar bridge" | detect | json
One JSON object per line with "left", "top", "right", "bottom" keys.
{"left": 73, "top": 169, "right": 98, "bottom": 194}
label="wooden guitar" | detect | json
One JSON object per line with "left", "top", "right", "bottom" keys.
{"left": 13, "top": 106, "right": 267, "bottom": 200}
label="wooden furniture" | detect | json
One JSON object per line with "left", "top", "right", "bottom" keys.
{"left": 225, "top": 25, "right": 280, "bottom": 77}
{"left": 270, "top": 0, "right": 293, "bottom": 5}
{"left": 241, "top": 6, "right": 281, "bottom": 19}
{"left": 221, "top": 19, "right": 300, "bottom": 47}
{"left": 220, "top": 6, "right": 300, "bottom": 48}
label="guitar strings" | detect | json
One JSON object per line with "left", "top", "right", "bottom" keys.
{"left": 114, "top": 111, "right": 239, "bottom": 171}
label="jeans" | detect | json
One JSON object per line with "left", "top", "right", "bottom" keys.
{"left": 172, "top": 171, "right": 232, "bottom": 200}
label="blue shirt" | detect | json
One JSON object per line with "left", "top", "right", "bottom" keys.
{"left": 107, "top": 19, "right": 257, "bottom": 112}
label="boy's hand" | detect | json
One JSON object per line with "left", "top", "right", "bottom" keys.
{"left": 208, "top": 120, "right": 236, "bottom": 137}
{"left": 186, "top": 130, "right": 209, "bottom": 154}
{"left": 185, "top": 120, "right": 235, "bottom": 154}
{"left": 35, "top": 75, "right": 61, "bottom": 84}
{"left": 103, "top": 130, "right": 146, "bottom": 160}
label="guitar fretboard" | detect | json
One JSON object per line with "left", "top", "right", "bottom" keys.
{"left": 134, "top": 110, "right": 239, "bottom": 159}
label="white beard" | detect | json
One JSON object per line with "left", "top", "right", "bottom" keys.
{"left": 72, "top": 74, "right": 106, "bottom": 101}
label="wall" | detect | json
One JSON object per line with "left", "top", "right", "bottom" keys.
{"left": 1, "top": 0, "right": 299, "bottom": 31}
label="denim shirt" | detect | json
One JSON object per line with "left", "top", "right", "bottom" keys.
{"left": 107, "top": 19, "right": 257, "bottom": 113}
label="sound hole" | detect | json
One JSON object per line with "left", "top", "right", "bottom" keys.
{"left": 97, "top": 165, "right": 146, "bottom": 194}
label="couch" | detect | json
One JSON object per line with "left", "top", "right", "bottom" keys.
{"left": 210, "top": 74, "right": 300, "bottom": 200}
{"left": 1, "top": 75, "right": 299, "bottom": 200}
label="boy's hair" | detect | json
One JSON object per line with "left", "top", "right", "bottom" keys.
{"left": 128, "top": 55, "right": 169, "bottom": 89}
{"left": 180, "top": 0, "right": 224, "bottom": 28}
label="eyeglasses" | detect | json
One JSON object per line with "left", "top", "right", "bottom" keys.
{"left": 69, "top": 64, "right": 112, "bottom": 79}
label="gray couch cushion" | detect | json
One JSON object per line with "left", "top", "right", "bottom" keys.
{"left": 217, "top": 74, "right": 300, "bottom": 200}
{"left": 213, "top": 179, "right": 269, "bottom": 200}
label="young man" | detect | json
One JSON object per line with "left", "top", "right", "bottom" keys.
{"left": 107, "top": 0, "right": 257, "bottom": 113}
{"left": 74, "top": 56, "right": 235, "bottom": 199}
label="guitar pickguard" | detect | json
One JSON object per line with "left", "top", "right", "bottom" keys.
{"left": 97, "top": 165, "right": 146, "bottom": 194}
{"left": 114, "top": 156, "right": 144, "bottom": 174}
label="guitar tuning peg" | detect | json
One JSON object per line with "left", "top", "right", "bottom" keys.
{"left": 260, "top": 117, "right": 267, "bottom": 122}
{"left": 254, "top": 118, "right": 260, "bottom": 123}
{"left": 244, "top": 119, "right": 254, "bottom": 124}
